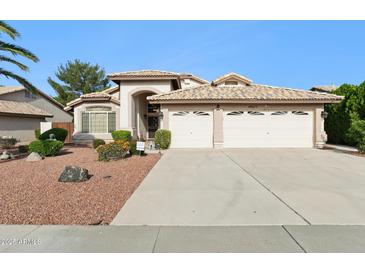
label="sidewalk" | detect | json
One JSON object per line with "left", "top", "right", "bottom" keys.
{"left": 1, "top": 225, "right": 365, "bottom": 253}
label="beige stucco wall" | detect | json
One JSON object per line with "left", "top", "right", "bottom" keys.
{"left": 180, "top": 78, "right": 205, "bottom": 89}
{"left": 119, "top": 80, "right": 173, "bottom": 135}
{"left": 72, "top": 102, "right": 120, "bottom": 142}
{"left": 159, "top": 103, "right": 327, "bottom": 148}
{"left": 0, "top": 115, "right": 45, "bottom": 142}
{"left": 0, "top": 90, "right": 73, "bottom": 122}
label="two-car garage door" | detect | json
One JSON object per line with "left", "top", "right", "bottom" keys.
{"left": 223, "top": 110, "right": 313, "bottom": 148}
{"left": 168, "top": 108, "right": 313, "bottom": 148}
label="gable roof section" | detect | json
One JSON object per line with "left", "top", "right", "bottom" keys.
{"left": 0, "top": 86, "right": 69, "bottom": 112}
{"left": 0, "top": 100, "right": 53, "bottom": 117}
{"left": 147, "top": 83, "right": 344, "bottom": 104}
{"left": 212, "top": 72, "right": 253, "bottom": 85}
{"left": 311, "top": 85, "right": 338, "bottom": 93}
{"left": 178, "top": 73, "right": 209, "bottom": 84}
{"left": 108, "top": 70, "right": 180, "bottom": 80}
{"left": 64, "top": 87, "right": 120, "bottom": 111}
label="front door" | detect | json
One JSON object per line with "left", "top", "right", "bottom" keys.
{"left": 147, "top": 104, "right": 160, "bottom": 139}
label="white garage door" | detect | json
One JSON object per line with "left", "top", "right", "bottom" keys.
{"left": 169, "top": 110, "right": 213, "bottom": 148}
{"left": 223, "top": 110, "right": 313, "bottom": 148}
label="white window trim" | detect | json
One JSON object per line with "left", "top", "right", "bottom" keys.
{"left": 82, "top": 111, "right": 116, "bottom": 133}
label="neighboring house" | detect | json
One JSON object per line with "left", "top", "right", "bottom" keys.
{"left": 311, "top": 85, "right": 338, "bottom": 93}
{"left": 0, "top": 86, "right": 73, "bottom": 142}
{"left": 65, "top": 70, "right": 343, "bottom": 148}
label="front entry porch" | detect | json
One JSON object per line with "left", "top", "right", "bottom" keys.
{"left": 131, "top": 91, "right": 160, "bottom": 140}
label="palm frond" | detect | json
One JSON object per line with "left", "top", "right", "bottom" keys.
{"left": 0, "top": 21, "right": 19, "bottom": 39}
{"left": 0, "top": 68, "right": 38, "bottom": 92}
{"left": 0, "top": 55, "right": 29, "bottom": 71}
{"left": 0, "top": 42, "right": 39, "bottom": 62}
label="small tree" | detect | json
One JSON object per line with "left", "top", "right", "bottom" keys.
{"left": 48, "top": 59, "right": 110, "bottom": 105}
{"left": 347, "top": 120, "right": 365, "bottom": 153}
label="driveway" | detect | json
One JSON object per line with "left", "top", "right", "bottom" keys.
{"left": 112, "top": 149, "right": 365, "bottom": 225}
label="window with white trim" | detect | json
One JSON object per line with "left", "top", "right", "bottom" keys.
{"left": 81, "top": 106, "right": 116, "bottom": 133}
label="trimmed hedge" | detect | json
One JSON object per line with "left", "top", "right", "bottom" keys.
{"left": 28, "top": 139, "right": 64, "bottom": 157}
{"left": 96, "top": 140, "right": 130, "bottom": 161}
{"left": 34, "top": 129, "right": 40, "bottom": 139}
{"left": 347, "top": 120, "right": 365, "bottom": 152}
{"left": 111, "top": 130, "right": 131, "bottom": 141}
{"left": 93, "top": 139, "right": 105, "bottom": 149}
{"left": 39, "top": 128, "right": 68, "bottom": 142}
{"left": 155, "top": 129, "right": 171, "bottom": 149}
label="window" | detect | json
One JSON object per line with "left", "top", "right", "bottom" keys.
{"left": 292, "top": 111, "right": 309, "bottom": 115}
{"left": 82, "top": 106, "right": 116, "bottom": 133}
{"left": 172, "top": 111, "right": 189, "bottom": 116}
{"left": 271, "top": 111, "right": 288, "bottom": 115}
{"left": 193, "top": 111, "right": 210, "bottom": 116}
{"left": 248, "top": 111, "right": 264, "bottom": 116}
{"left": 227, "top": 111, "right": 244, "bottom": 116}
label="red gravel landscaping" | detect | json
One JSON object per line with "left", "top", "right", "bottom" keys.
{"left": 0, "top": 146, "right": 161, "bottom": 225}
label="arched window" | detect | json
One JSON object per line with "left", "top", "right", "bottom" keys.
{"left": 82, "top": 106, "right": 116, "bottom": 133}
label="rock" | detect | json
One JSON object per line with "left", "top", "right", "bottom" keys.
{"left": 0, "top": 151, "right": 10, "bottom": 160}
{"left": 26, "top": 152, "right": 43, "bottom": 162}
{"left": 58, "top": 166, "right": 89, "bottom": 182}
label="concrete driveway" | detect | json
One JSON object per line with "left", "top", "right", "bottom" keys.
{"left": 112, "top": 149, "right": 365, "bottom": 225}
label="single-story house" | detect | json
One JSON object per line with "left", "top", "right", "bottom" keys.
{"left": 65, "top": 70, "right": 343, "bottom": 148}
{"left": 0, "top": 86, "right": 73, "bottom": 142}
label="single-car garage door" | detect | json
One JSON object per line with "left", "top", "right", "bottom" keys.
{"left": 223, "top": 110, "right": 313, "bottom": 148}
{"left": 169, "top": 110, "right": 213, "bottom": 148}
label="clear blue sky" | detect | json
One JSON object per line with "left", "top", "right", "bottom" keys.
{"left": 1, "top": 21, "right": 365, "bottom": 97}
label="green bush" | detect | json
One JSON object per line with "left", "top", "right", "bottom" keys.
{"left": 129, "top": 140, "right": 137, "bottom": 155}
{"left": 34, "top": 129, "right": 40, "bottom": 139}
{"left": 111, "top": 130, "right": 131, "bottom": 141}
{"left": 325, "top": 82, "right": 365, "bottom": 145}
{"left": 96, "top": 140, "right": 130, "bottom": 161}
{"left": 93, "top": 139, "right": 105, "bottom": 149}
{"left": 39, "top": 128, "right": 68, "bottom": 142}
{"left": 347, "top": 120, "right": 365, "bottom": 152}
{"left": 28, "top": 140, "right": 64, "bottom": 156}
{"left": 155, "top": 129, "right": 171, "bottom": 149}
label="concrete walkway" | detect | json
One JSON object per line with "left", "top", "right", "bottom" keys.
{"left": 2, "top": 225, "right": 365, "bottom": 252}
{"left": 113, "top": 149, "right": 365, "bottom": 225}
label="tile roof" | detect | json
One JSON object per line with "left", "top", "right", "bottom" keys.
{"left": 0, "top": 85, "right": 67, "bottom": 110}
{"left": 0, "top": 86, "right": 25, "bottom": 95}
{"left": 147, "top": 83, "right": 344, "bottom": 103}
{"left": 311, "top": 85, "right": 338, "bottom": 93}
{"left": 65, "top": 87, "right": 120, "bottom": 111}
{"left": 108, "top": 70, "right": 180, "bottom": 79}
{"left": 0, "top": 100, "right": 53, "bottom": 117}
{"left": 213, "top": 72, "right": 253, "bottom": 85}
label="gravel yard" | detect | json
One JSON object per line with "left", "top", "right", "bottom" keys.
{"left": 0, "top": 146, "right": 160, "bottom": 225}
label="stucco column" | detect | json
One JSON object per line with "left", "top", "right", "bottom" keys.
{"left": 315, "top": 105, "right": 327, "bottom": 148}
{"left": 161, "top": 107, "right": 169, "bottom": 130}
{"left": 213, "top": 108, "right": 223, "bottom": 148}
{"left": 119, "top": 86, "right": 133, "bottom": 134}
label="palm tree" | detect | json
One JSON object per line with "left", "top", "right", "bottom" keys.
{"left": 0, "top": 21, "right": 39, "bottom": 91}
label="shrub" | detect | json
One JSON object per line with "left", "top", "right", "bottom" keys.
{"left": 111, "top": 130, "right": 131, "bottom": 141}
{"left": 93, "top": 139, "right": 105, "bottom": 149}
{"left": 129, "top": 140, "right": 137, "bottom": 155}
{"left": 39, "top": 128, "right": 68, "bottom": 142}
{"left": 28, "top": 139, "right": 64, "bottom": 156}
{"left": 96, "top": 140, "right": 130, "bottom": 161}
{"left": 0, "top": 136, "right": 17, "bottom": 149}
{"left": 18, "top": 145, "right": 28, "bottom": 154}
{"left": 154, "top": 129, "right": 171, "bottom": 149}
{"left": 347, "top": 120, "right": 365, "bottom": 152}
{"left": 34, "top": 129, "right": 40, "bottom": 139}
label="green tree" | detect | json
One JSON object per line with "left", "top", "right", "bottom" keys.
{"left": 0, "top": 21, "right": 39, "bottom": 91}
{"left": 325, "top": 81, "right": 365, "bottom": 145}
{"left": 48, "top": 59, "right": 110, "bottom": 105}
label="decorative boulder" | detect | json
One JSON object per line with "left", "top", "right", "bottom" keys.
{"left": 0, "top": 151, "right": 10, "bottom": 160}
{"left": 26, "top": 152, "right": 43, "bottom": 162}
{"left": 58, "top": 166, "right": 89, "bottom": 182}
